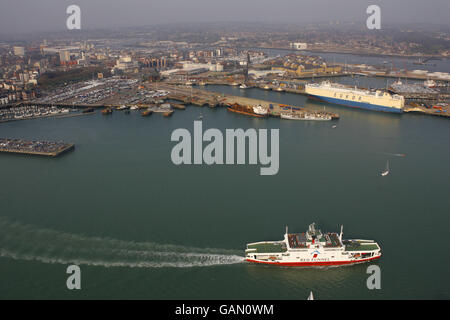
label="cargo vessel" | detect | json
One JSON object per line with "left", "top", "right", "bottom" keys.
{"left": 227, "top": 103, "right": 266, "bottom": 118}
{"left": 305, "top": 81, "right": 404, "bottom": 113}
{"left": 245, "top": 223, "right": 381, "bottom": 267}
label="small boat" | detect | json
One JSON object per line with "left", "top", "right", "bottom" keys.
{"left": 307, "top": 291, "right": 314, "bottom": 300}
{"left": 381, "top": 161, "right": 390, "bottom": 176}
{"left": 171, "top": 103, "right": 186, "bottom": 110}
{"left": 281, "top": 112, "right": 332, "bottom": 121}
{"left": 253, "top": 105, "right": 269, "bottom": 116}
{"left": 83, "top": 108, "right": 95, "bottom": 114}
{"left": 101, "top": 108, "right": 112, "bottom": 115}
{"left": 141, "top": 110, "right": 153, "bottom": 117}
{"left": 332, "top": 125, "right": 337, "bottom": 129}
{"left": 163, "top": 110, "right": 174, "bottom": 117}
{"left": 424, "top": 79, "right": 436, "bottom": 88}
{"left": 239, "top": 84, "right": 248, "bottom": 89}
{"left": 198, "top": 112, "right": 203, "bottom": 120}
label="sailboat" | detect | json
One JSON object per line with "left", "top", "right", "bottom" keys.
{"left": 381, "top": 160, "right": 390, "bottom": 176}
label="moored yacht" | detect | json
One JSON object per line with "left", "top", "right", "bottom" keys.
{"left": 280, "top": 112, "right": 332, "bottom": 121}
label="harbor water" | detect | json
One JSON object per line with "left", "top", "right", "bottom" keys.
{"left": 0, "top": 84, "right": 449, "bottom": 299}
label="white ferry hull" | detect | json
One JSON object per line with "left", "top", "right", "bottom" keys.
{"left": 308, "top": 94, "right": 404, "bottom": 114}
{"left": 246, "top": 254, "right": 381, "bottom": 267}
{"left": 305, "top": 81, "right": 404, "bottom": 114}
{"left": 246, "top": 223, "right": 382, "bottom": 267}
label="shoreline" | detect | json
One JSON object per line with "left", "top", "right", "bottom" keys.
{"left": 246, "top": 46, "right": 448, "bottom": 60}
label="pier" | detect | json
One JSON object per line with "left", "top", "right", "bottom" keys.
{"left": 0, "top": 138, "right": 75, "bottom": 157}
{"left": 159, "top": 81, "right": 449, "bottom": 118}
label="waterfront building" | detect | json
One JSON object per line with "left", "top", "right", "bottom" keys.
{"left": 13, "top": 46, "right": 25, "bottom": 57}
{"left": 290, "top": 42, "right": 308, "bottom": 50}
{"left": 113, "top": 56, "right": 139, "bottom": 73}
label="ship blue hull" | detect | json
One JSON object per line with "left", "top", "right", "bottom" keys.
{"left": 308, "top": 95, "right": 404, "bottom": 114}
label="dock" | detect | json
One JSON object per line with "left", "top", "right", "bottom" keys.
{"left": 152, "top": 83, "right": 340, "bottom": 119}
{"left": 0, "top": 138, "right": 75, "bottom": 157}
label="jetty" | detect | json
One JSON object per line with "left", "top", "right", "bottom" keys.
{"left": 0, "top": 138, "right": 75, "bottom": 157}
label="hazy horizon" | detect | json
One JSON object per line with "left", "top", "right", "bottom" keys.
{"left": 0, "top": 0, "right": 449, "bottom": 35}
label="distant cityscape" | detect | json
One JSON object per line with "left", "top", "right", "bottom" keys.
{"left": 0, "top": 22, "right": 449, "bottom": 116}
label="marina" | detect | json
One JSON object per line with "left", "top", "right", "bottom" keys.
{"left": 0, "top": 105, "right": 80, "bottom": 123}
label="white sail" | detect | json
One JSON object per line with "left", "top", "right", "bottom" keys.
{"left": 381, "top": 160, "right": 390, "bottom": 176}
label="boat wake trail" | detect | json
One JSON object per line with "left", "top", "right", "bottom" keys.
{"left": 0, "top": 217, "right": 244, "bottom": 268}
{"left": 378, "top": 152, "right": 406, "bottom": 158}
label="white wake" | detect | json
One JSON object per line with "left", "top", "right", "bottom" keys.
{"left": 0, "top": 217, "right": 244, "bottom": 268}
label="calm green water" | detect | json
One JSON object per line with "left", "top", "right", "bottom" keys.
{"left": 0, "top": 85, "right": 449, "bottom": 299}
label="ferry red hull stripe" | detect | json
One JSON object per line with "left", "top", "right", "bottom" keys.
{"left": 246, "top": 255, "right": 381, "bottom": 266}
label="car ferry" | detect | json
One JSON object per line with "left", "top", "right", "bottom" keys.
{"left": 245, "top": 223, "right": 381, "bottom": 267}
{"left": 305, "top": 81, "right": 404, "bottom": 113}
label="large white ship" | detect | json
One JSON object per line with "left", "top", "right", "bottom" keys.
{"left": 305, "top": 81, "right": 404, "bottom": 113}
{"left": 245, "top": 223, "right": 381, "bottom": 267}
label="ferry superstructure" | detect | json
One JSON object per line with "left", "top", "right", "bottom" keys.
{"left": 305, "top": 81, "right": 404, "bottom": 113}
{"left": 245, "top": 223, "right": 381, "bottom": 267}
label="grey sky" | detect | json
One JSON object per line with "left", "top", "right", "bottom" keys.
{"left": 0, "top": 0, "right": 449, "bottom": 34}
